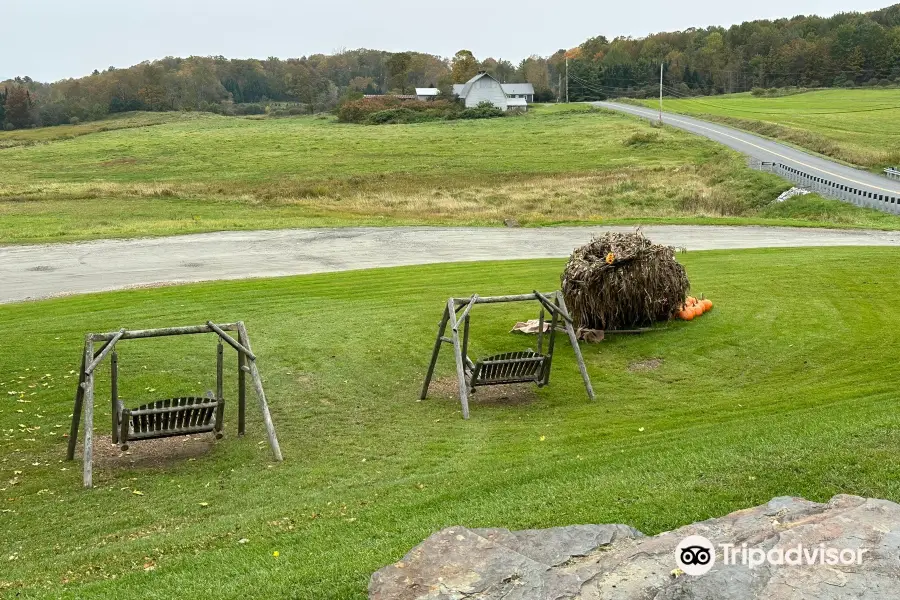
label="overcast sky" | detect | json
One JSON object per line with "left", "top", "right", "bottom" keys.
{"left": 4, "top": 0, "right": 890, "bottom": 82}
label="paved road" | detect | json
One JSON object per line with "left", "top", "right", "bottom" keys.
{"left": 595, "top": 102, "right": 900, "bottom": 199}
{"left": 4, "top": 225, "right": 900, "bottom": 304}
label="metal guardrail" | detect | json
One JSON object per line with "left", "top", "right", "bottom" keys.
{"left": 749, "top": 158, "right": 900, "bottom": 215}
{"left": 885, "top": 168, "right": 900, "bottom": 181}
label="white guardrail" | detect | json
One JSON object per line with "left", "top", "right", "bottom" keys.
{"left": 886, "top": 168, "right": 900, "bottom": 181}
{"left": 749, "top": 158, "right": 900, "bottom": 215}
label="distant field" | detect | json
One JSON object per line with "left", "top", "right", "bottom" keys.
{"left": 2, "top": 104, "right": 900, "bottom": 243}
{"left": 635, "top": 88, "right": 900, "bottom": 170}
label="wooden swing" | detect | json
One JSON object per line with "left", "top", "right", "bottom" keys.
{"left": 420, "top": 290, "right": 595, "bottom": 419}
{"left": 66, "top": 321, "right": 283, "bottom": 488}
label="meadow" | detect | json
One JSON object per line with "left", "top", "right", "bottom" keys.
{"left": 3, "top": 104, "right": 900, "bottom": 244}
{"left": 2, "top": 248, "right": 900, "bottom": 598}
{"left": 635, "top": 88, "right": 900, "bottom": 170}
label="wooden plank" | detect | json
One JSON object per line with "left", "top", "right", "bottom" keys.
{"left": 207, "top": 321, "right": 256, "bottom": 360}
{"left": 556, "top": 294, "right": 595, "bottom": 401}
{"left": 420, "top": 305, "right": 450, "bottom": 400}
{"left": 82, "top": 340, "right": 95, "bottom": 488}
{"left": 455, "top": 294, "right": 478, "bottom": 328}
{"left": 66, "top": 342, "right": 88, "bottom": 461}
{"left": 449, "top": 293, "right": 557, "bottom": 305}
{"left": 85, "top": 328, "right": 125, "bottom": 375}
{"left": 237, "top": 322, "right": 283, "bottom": 461}
{"left": 119, "top": 408, "right": 131, "bottom": 449}
{"left": 111, "top": 351, "right": 119, "bottom": 444}
{"left": 238, "top": 349, "right": 246, "bottom": 435}
{"left": 533, "top": 290, "right": 574, "bottom": 325}
{"left": 216, "top": 342, "right": 224, "bottom": 433}
{"left": 446, "top": 300, "right": 470, "bottom": 419}
{"left": 89, "top": 323, "right": 241, "bottom": 342}
{"left": 542, "top": 308, "right": 559, "bottom": 386}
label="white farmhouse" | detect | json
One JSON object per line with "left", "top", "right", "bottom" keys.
{"left": 451, "top": 73, "right": 536, "bottom": 111}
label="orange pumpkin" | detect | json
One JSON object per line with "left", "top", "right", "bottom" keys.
{"left": 692, "top": 304, "right": 704, "bottom": 317}
{"left": 686, "top": 296, "right": 697, "bottom": 306}
{"left": 678, "top": 308, "right": 694, "bottom": 321}
{"left": 701, "top": 299, "right": 713, "bottom": 311}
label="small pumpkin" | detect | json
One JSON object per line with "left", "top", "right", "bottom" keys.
{"left": 686, "top": 296, "right": 697, "bottom": 306}
{"left": 678, "top": 308, "right": 694, "bottom": 321}
{"left": 701, "top": 299, "right": 713, "bottom": 311}
{"left": 691, "top": 304, "right": 704, "bottom": 317}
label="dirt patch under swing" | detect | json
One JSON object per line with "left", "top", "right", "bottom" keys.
{"left": 428, "top": 376, "right": 538, "bottom": 406}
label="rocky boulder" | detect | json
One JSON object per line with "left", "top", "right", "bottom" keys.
{"left": 369, "top": 495, "right": 900, "bottom": 599}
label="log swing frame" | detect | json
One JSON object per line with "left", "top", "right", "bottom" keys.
{"left": 66, "top": 321, "right": 283, "bottom": 488}
{"left": 420, "top": 290, "right": 595, "bottom": 419}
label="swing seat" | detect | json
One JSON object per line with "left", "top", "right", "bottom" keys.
{"left": 117, "top": 393, "right": 223, "bottom": 450}
{"left": 469, "top": 350, "right": 549, "bottom": 388}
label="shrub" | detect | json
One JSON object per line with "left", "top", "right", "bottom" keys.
{"left": 233, "top": 103, "right": 266, "bottom": 116}
{"left": 337, "top": 97, "right": 458, "bottom": 124}
{"left": 624, "top": 131, "right": 660, "bottom": 146}
{"left": 68, "top": 117, "right": 80, "bottom": 125}
{"left": 455, "top": 101, "right": 504, "bottom": 120}
{"left": 3, "top": 123, "right": 14, "bottom": 131}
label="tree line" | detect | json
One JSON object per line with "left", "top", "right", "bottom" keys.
{"left": 2, "top": 4, "right": 899, "bottom": 129}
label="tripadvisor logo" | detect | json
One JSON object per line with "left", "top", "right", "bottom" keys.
{"left": 675, "top": 535, "right": 715, "bottom": 576}
{"left": 675, "top": 534, "right": 870, "bottom": 576}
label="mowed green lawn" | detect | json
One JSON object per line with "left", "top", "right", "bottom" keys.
{"left": 3, "top": 105, "right": 900, "bottom": 244}
{"left": 636, "top": 88, "right": 900, "bottom": 169}
{"left": 2, "top": 249, "right": 900, "bottom": 598}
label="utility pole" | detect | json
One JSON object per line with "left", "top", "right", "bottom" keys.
{"left": 557, "top": 73, "right": 561, "bottom": 103}
{"left": 658, "top": 62, "right": 664, "bottom": 124}
{"left": 565, "top": 56, "right": 569, "bottom": 103}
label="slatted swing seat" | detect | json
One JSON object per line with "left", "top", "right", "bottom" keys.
{"left": 421, "top": 291, "right": 596, "bottom": 419}
{"left": 118, "top": 394, "right": 224, "bottom": 449}
{"left": 470, "top": 350, "right": 548, "bottom": 387}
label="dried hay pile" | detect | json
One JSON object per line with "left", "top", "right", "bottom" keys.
{"left": 561, "top": 231, "right": 690, "bottom": 330}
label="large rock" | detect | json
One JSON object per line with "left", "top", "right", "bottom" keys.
{"left": 369, "top": 495, "right": 900, "bottom": 599}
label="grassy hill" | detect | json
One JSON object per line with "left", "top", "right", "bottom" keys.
{"left": 2, "top": 249, "right": 900, "bottom": 598}
{"left": 635, "top": 88, "right": 900, "bottom": 170}
{"left": 3, "top": 105, "right": 900, "bottom": 244}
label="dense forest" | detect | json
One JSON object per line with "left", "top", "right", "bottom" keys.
{"left": 2, "top": 3, "right": 899, "bottom": 129}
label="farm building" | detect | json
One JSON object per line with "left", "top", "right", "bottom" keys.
{"left": 451, "top": 74, "right": 535, "bottom": 110}
{"left": 415, "top": 88, "right": 440, "bottom": 101}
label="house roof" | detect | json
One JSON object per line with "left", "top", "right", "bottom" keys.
{"left": 415, "top": 88, "right": 439, "bottom": 96}
{"left": 452, "top": 78, "right": 535, "bottom": 98}
{"left": 501, "top": 83, "right": 535, "bottom": 95}
{"left": 458, "top": 72, "right": 502, "bottom": 99}
{"left": 507, "top": 97, "right": 528, "bottom": 106}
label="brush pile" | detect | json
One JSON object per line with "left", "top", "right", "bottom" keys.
{"left": 561, "top": 231, "right": 690, "bottom": 330}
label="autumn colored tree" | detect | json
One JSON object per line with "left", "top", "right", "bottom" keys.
{"left": 450, "top": 50, "right": 479, "bottom": 83}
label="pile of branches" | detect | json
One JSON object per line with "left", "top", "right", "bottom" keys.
{"left": 561, "top": 231, "right": 690, "bottom": 330}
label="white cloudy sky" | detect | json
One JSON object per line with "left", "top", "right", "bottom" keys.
{"left": 3, "top": 0, "right": 889, "bottom": 82}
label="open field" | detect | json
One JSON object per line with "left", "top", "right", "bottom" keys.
{"left": 2, "top": 248, "right": 900, "bottom": 598}
{"left": 4, "top": 105, "right": 900, "bottom": 244}
{"left": 634, "top": 88, "right": 900, "bottom": 170}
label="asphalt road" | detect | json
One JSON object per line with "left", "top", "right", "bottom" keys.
{"left": 594, "top": 101, "right": 900, "bottom": 199}
{"left": 4, "top": 225, "right": 900, "bottom": 304}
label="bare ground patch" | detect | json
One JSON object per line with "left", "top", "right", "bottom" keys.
{"left": 428, "top": 375, "right": 538, "bottom": 407}
{"left": 81, "top": 433, "right": 218, "bottom": 470}
{"left": 628, "top": 358, "right": 664, "bottom": 372}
